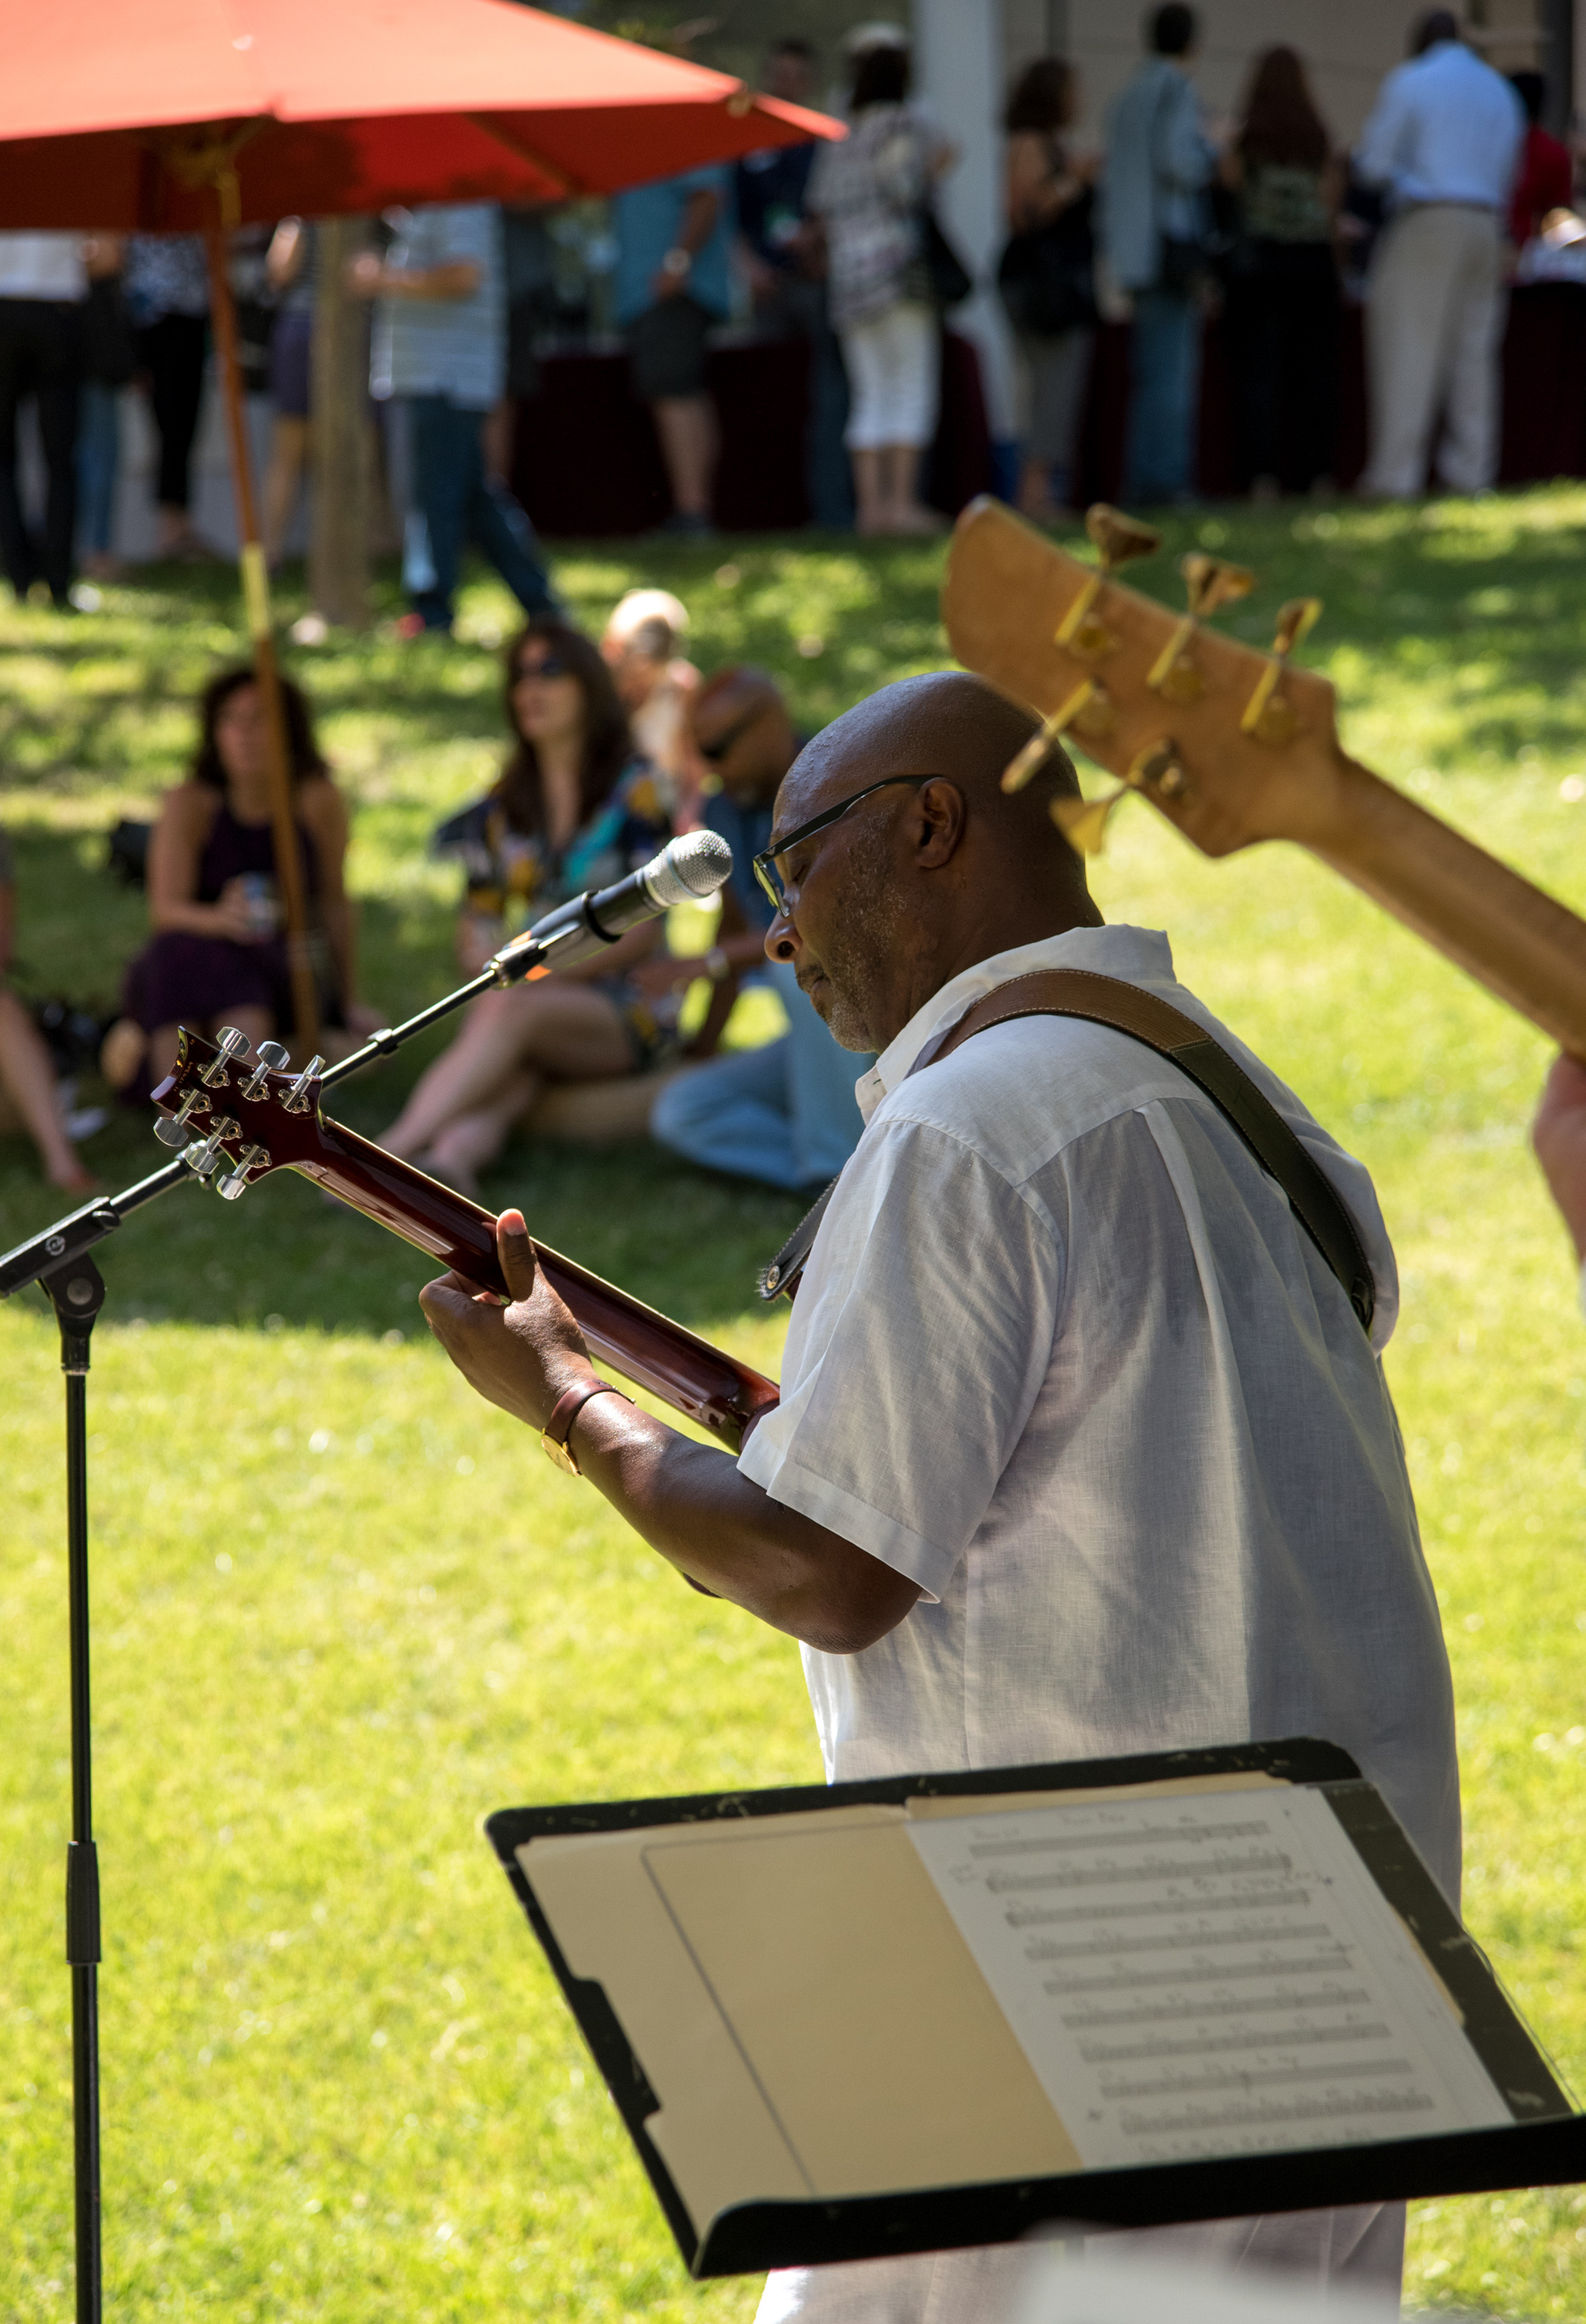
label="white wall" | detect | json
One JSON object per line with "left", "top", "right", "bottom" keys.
{"left": 914, "top": 0, "right": 1019, "bottom": 441}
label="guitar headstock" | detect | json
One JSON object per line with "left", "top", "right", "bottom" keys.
{"left": 941, "top": 497, "right": 1348, "bottom": 860}
{"left": 151, "top": 1027, "right": 329, "bottom": 1197}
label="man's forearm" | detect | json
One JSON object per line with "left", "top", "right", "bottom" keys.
{"left": 563, "top": 1393, "right": 918, "bottom": 1654}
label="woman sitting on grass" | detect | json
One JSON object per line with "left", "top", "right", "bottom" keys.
{"left": 379, "top": 620, "right": 678, "bottom": 1195}
{"left": 119, "top": 666, "right": 372, "bottom": 1092}
{"left": 0, "top": 830, "right": 95, "bottom": 1191}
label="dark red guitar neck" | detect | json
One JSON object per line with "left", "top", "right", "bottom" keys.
{"left": 295, "top": 1112, "right": 781, "bottom": 1452}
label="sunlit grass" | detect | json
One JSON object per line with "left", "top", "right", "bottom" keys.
{"left": 5, "top": 494, "right": 1586, "bottom": 2315}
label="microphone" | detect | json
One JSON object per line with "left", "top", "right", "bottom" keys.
{"left": 490, "top": 828, "right": 734, "bottom": 985}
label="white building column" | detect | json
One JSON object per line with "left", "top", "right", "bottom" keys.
{"left": 913, "top": 0, "right": 1019, "bottom": 467}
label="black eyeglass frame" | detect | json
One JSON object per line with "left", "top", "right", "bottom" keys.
{"left": 511, "top": 652, "right": 572, "bottom": 681}
{"left": 752, "top": 775, "right": 934, "bottom": 916}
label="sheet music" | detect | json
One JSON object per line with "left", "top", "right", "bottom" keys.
{"left": 906, "top": 1787, "right": 1512, "bottom": 2171}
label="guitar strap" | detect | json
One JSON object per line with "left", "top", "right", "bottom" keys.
{"left": 758, "top": 968, "right": 1375, "bottom": 1334}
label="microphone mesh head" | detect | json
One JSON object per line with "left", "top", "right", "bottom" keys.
{"left": 648, "top": 828, "right": 735, "bottom": 906}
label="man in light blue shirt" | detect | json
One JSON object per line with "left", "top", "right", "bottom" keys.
{"left": 647, "top": 667, "right": 871, "bottom": 1191}
{"left": 1100, "top": 4, "right": 1216, "bottom": 505}
{"left": 356, "top": 202, "right": 558, "bottom": 634}
{"left": 1354, "top": 11, "right": 1523, "bottom": 497}
{"left": 613, "top": 167, "right": 732, "bottom": 535}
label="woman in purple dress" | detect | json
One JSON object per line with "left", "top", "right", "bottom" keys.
{"left": 128, "top": 667, "right": 372, "bottom": 1089}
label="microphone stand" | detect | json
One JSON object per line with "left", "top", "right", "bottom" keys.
{"left": 0, "top": 898, "right": 618, "bottom": 2319}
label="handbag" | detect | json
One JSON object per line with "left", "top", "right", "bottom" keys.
{"left": 997, "top": 181, "right": 1097, "bottom": 336}
{"left": 918, "top": 204, "right": 972, "bottom": 310}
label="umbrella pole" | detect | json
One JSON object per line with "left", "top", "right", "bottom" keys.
{"left": 202, "top": 225, "right": 322, "bottom": 1057}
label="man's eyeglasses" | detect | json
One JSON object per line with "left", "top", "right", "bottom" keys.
{"left": 513, "top": 653, "right": 571, "bottom": 681}
{"left": 752, "top": 776, "right": 932, "bottom": 916}
{"left": 696, "top": 705, "right": 765, "bottom": 765}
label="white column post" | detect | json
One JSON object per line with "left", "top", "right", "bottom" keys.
{"left": 913, "top": 0, "right": 1018, "bottom": 479}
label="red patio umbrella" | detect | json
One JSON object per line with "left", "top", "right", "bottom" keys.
{"left": 0, "top": 0, "right": 840, "bottom": 1043}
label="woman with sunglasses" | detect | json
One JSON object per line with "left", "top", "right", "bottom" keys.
{"left": 379, "top": 620, "right": 677, "bottom": 1193}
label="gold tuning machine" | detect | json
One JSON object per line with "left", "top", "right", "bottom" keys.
{"left": 1054, "top": 504, "right": 1162, "bottom": 662}
{"left": 1240, "top": 596, "right": 1322, "bottom": 744}
{"left": 1001, "top": 679, "right": 1116, "bottom": 794}
{"left": 1147, "top": 552, "right": 1254, "bottom": 702}
{"left": 1085, "top": 504, "right": 1162, "bottom": 569}
{"left": 1050, "top": 737, "right": 1193, "bottom": 858}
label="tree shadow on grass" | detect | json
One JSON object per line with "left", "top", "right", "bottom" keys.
{"left": 0, "top": 823, "right": 807, "bottom": 1341}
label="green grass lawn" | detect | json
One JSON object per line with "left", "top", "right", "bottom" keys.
{"left": 5, "top": 494, "right": 1586, "bottom": 2318}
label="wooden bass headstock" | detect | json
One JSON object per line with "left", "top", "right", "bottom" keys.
{"left": 941, "top": 497, "right": 1340, "bottom": 859}
{"left": 941, "top": 497, "right": 1586, "bottom": 1057}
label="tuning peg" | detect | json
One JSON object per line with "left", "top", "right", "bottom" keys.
{"left": 1128, "top": 740, "right": 1194, "bottom": 803}
{"left": 1084, "top": 504, "right": 1161, "bottom": 572}
{"left": 153, "top": 1085, "right": 210, "bottom": 1147}
{"left": 1051, "top": 788, "right": 1128, "bottom": 854}
{"left": 1002, "top": 680, "right": 1103, "bottom": 792}
{"left": 1147, "top": 555, "right": 1257, "bottom": 703}
{"left": 280, "top": 1055, "right": 326, "bottom": 1115}
{"left": 1054, "top": 510, "right": 1161, "bottom": 665}
{"left": 1271, "top": 596, "right": 1321, "bottom": 657}
{"left": 241, "top": 1040, "right": 291, "bottom": 1102}
{"left": 182, "top": 1117, "right": 239, "bottom": 1177}
{"left": 198, "top": 1026, "right": 251, "bottom": 1088}
{"left": 1180, "top": 551, "right": 1254, "bottom": 619}
{"left": 216, "top": 1143, "right": 270, "bottom": 1200}
{"left": 1241, "top": 597, "right": 1323, "bottom": 744}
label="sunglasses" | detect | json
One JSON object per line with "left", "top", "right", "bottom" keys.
{"left": 697, "top": 705, "right": 765, "bottom": 765}
{"left": 513, "top": 652, "right": 572, "bottom": 681}
{"left": 752, "top": 775, "right": 932, "bottom": 915}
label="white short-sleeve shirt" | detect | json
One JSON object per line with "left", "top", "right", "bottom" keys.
{"left": 739, "top": 924, "right": 1460, "bottom": 1903}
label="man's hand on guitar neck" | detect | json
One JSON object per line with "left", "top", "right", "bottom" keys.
{"left": 418, "top": 1212, "right": 920, "bottom": 1655}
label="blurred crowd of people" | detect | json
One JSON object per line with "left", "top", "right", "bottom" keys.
{"left": 0, "top": 11, "right": 1579, "bottom": 615}
{"left": 0, "top": 584, "right": 872, "bottom": 1201}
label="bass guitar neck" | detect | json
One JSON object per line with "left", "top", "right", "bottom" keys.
{"left": 151, "top": 1040, "right": 782, "bottom": 1454}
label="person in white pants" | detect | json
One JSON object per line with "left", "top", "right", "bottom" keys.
{"left": 806, "top": 31, "right": 955, "bottom": 536}
{"left": 1354, "top": 11, "right": 1523, "bottom": 499}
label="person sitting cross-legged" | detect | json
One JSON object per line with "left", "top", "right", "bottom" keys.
{"left": 378, "top": 621, "right": 678, "bottom": 1195}
{"left": 638, "top": 665, "right": 871, "bottom": 1193}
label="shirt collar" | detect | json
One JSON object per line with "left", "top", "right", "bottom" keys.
{"left": 852, "top": 924, "right": 1177, "bottom": 1124}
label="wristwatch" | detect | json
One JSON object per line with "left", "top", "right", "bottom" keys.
{"left": 541, "top": 1378, "right": 632, "bottom": 1477}
{"left": 661, "top": 246, "right": 692, "bottom": 279}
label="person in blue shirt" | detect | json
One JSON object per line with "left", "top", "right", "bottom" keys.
{"left": 352, "top": 203, "right": 559, "bottom": 635}
{"left": 641, "top": 666, "right": 871, "bottom": 1191}
{"left": 612, "top": 167, "right": 733, "bottom": 536}
{"left": 1099, "top": 5, "right": 1216, "bottom": 506}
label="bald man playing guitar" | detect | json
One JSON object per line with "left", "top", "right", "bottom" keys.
{"left": 422, "top": 670, "right": 1456, "bottom": 2321}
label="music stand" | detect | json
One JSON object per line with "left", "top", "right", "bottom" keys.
{"left": 487, "top": 1739, "right": 1586, "bottom": 2279}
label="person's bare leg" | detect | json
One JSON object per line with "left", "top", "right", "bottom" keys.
{"left": 262, "top": 415, "right": 310, "bottom": 565}
{"left": 652, "top": 395, "right": 717, "bottom": 518}
{"left": 851, "top": 446, "right": 886, "bottom": 535}
{"left": 0, "top": 989, "right": 92, "bottom": 1188}
{"left": 887, "top": 445, "right": 945, "bottom": 534}
{"left": 382, "top": 990, "right": 530, "bottom": 1158}
{"left": 383, "top": 985, "right": 634, "bottom": 1159}
{"left": 425, "top": 1071, "right": 541, "bottom": 1195}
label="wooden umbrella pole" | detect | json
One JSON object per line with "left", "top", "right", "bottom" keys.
{"left": 202, "top": 221, "right": 322, "bottom": 1054}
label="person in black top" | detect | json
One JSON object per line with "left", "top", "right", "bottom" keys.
{"left": 735, "top": 39, "right": 853, "bottom": 531}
